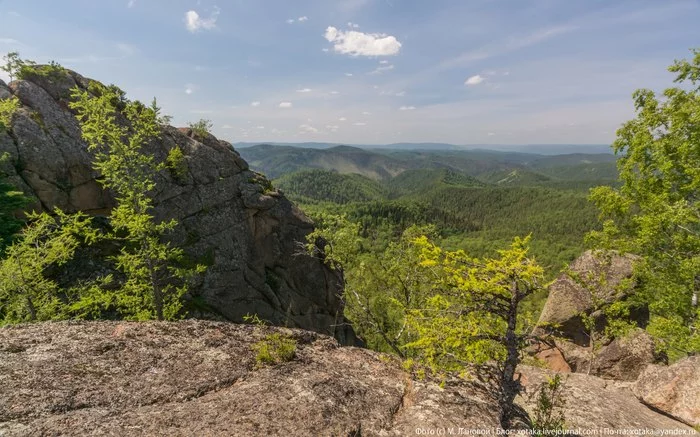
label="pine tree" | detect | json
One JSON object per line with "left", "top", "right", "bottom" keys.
{"left": 70, "top": 83, "right": 204, "bottom": 321}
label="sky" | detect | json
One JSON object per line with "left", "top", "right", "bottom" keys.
{"left": 0, "top": 0, "right": 698, "bottom": 146}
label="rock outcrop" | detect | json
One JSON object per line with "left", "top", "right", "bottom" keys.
{"left": 1, "top": 321, "right": 694, "bottom": 435}
{"left": 536, "top": 250, "right": 642, "bottom": 345}
{"left": 533, "top": 329, "right": 662, "bottom": 381}
{"left": 634, "top": 356, "right": 700, "bottom": 427}
{"left": 517, "top": 366, "right": 695, "bottom": 431}
{"left": 532, "top": 251, "right": 664, "bottom": 381}
{"left": 0, "top": 67, "right": 356, "bottom": 344}
{"left": 0, "top": 320, "right": 501, "bottom": 435}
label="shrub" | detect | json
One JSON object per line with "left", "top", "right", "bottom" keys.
{"left": 531, "top": 374, "right": 566, "bottom": 434}
{"left": 166, "top": 146, "right": 188, "bottom": 182}
{"left": 0, "top": 96, "right": 20, "bottom": 132}
{"left": 188, "top": 119, "right": 213, "bottom": 138}
{"left": 252, "top": 332, "right": 297, "bottom": 366}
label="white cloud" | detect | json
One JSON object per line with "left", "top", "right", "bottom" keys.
{"left": 250, "top": 101, "right": 261, "bottom": 107}
{"left": 127, "top": 0, "right": 135, "bottom": 7}
{"left": 395, "top": 91, "right": 406, "bottom": 97}
{"left": 347, "top": 22, "right": 360, "bottom": 28}
{"left": 324, "top": 26, "right": 401, "bottom": 56}
{"left": 286, "top": 18, "right": 295, "bottom": 24}
{"left": 399, "top": 106, "right": 416, "bottom": 111}
{"left": 279, "top": 102, "right": 293, "bottom": 108}
{"left": 326, "top": 124, "right": 340, "bottom": 131}
{"left": 353, "top": 122, "right": 367, "bottom": 126}
{"left": 299, "top": 124, "right": 318, "bottom": 133}
{"left": 345, "top": 73, "right": 353, "bottom": 77}
{"left": 370, "top": 63, "right": 394, "bottom": 74}
{"left": 488, "top": 132, "right": 496, "bottom": 136}
{"left": 338, "top": 117, "right": 347, "bottom": 121}
{"left": 379, "top": 60, "right": 389, "bottom": 65}
{"left": 221, "top": 124, "right": 234, "bottom": 129}
{"left": 184, "top": 84, "right": 197, "bottom": 94}
{"left": 256, "top": 125, "right": 265, "bottom": 129}
{"left": 296, "top": 88, "right": 312, "bottom": 93}
{"left": 184, "top": 8, "right": 219, "bottom": 33}
{"left": 362, "top": 111, "right": 371, "bottom": 115}
{"left": 465, "top": 74, "right": 485, "bottom": 86}
{"left": 329, "top": 91, "right": 340, "bottom": 95}
{"left": 298, "top": 16, "right": 308, "bottom": 22}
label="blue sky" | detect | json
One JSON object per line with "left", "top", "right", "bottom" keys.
{"left": 0, "top": 0, "right": 698, "bottom": 146}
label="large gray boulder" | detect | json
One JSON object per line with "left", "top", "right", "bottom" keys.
{"left": 536, "top": 250, "right": 641, "bottom": 345}
{"left": 634, "top": 356, "right": 700, "bottom": 427}
{"left": 0, "top": 320, "right": 501, "bottom": 435}
{"left": 0, "top": 66, "right": 356, "bottom": 344}
{"left": 516, "top": 366, "right": 694, "bottom": 430}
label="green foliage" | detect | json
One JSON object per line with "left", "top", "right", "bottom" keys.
{"left": 0, "top": 153, "right": 31, "bottom": 252}
{"left": 252, "top": 332, "right": 297, "bottom": 366}
{"left": 188, "top": 119, "right": 213, "bottom": 138}
{"left": 166, "top": 146, "right": 188, "bottom": 182}
{"left": 274, "top": 169, "right": 385, "bottom": 204}
{"left": 308, "top": 214, "right": 544, "bottom": 427}
{"left": 588, "top": 48, "right": 700, "bottom": 357}
{"left": 0, "top": 96, "right": 20, "bottom": 132}
{"left": 18, "top": 60, "right": 65, "bottom": 81}
{"left": 0, "top": 210, "right": 97, "bottom": 325}
{"left": 531, "top": 374, "right": 566, "bottom": 434}
{"left": 70, "top": 84, "right": 205, "bottom": 321}
{"left": 1, "top": 52, "right": 32, "bottom": 82}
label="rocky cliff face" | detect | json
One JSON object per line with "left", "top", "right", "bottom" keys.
{"left": 0, "top": 69, "right": 356, "bottom": 344}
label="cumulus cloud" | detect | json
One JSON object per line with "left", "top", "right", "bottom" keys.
{"left": 288, "top": 16, "right": 308, "bottom": 24}
{"left": 296, "top": 88, "right": 312, "bottom": 93}
{"left": 465, "top": 74, "right": 484, "bottom": 86}
{"left": 399, "top": 106, "right": 416, "bottom": 111}
{"left": 324, "top": 26, "right": 401, "bottom": 56}
{"left": 298, "top": 16, "right": 308, "bottom": 22}
{"left": 347, "top": 22, "right": 360, "bottom": 28}
{"left": 250, "top": 101, "right": 261, "bottom": 107}
{"left": 279, "top": 102, "right": 293, "bottom": 108}
{"left": 286, "top": 18, "right": 295, "bottom": 24}
{"left": 299, "top": 124, "right": 318, "bottom": 133}
{"left": 184, "top": 8, "right": 219, "bottom": 33}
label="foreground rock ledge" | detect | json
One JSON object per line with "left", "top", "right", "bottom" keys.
{"left": 1, "top": 321, "right": 694, "bottom": 436}
{"left": 0, "top": 320, "right": 501, "bottom": 436}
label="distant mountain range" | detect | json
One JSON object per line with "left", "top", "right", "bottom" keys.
{"left": 237, "top": 144, "right": 618, "bottom": 184}
{"left": 233, "top": 141, "right": 614, "bottom": 155}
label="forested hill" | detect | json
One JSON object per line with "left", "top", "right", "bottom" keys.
{"left": 238, "top": 144, "right": 617, "bottom": 186}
